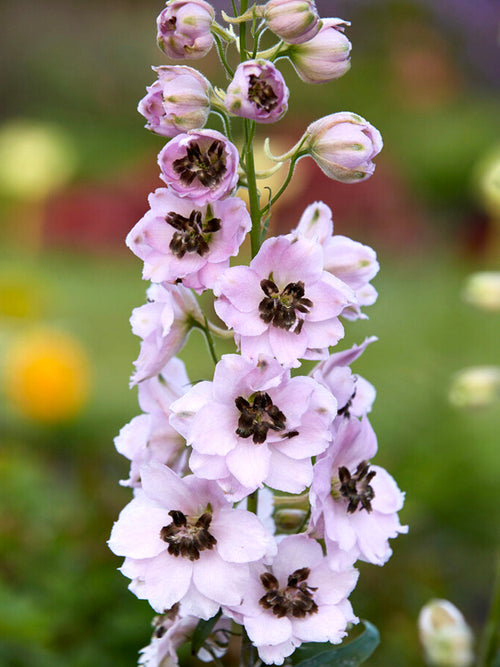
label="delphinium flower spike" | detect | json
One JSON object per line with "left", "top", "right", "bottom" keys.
{"left": 110, "top": 2, "right": 406, "bottom": 665}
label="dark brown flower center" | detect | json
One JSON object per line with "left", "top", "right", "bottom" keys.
{"left": 166, "top": 209, "right": 221, "bottom": 258}
{"left": 162, "top": 16, "right": 177, "bottom": 32}
{"left": 337, "top": 388, "right": 357, "bottom": 419}
{"left": 338, "top": 460, "right": 376, "bottom": 513}
{"left": 160, "top": 509, "right": 217, "bottom": 561}
{"left": 259, "top": 279, "right": 312, "bottom": 334}
{"left": 235, "top": 391, "right": 286, "bottom": 444}
{"left": 248, "top": 74, "right": 279, "bottom": 113}
{"left": 259, "top": 568, "right": 318, "bottom": 618}
{"left": 173, "top": 140, "right": 227, "bottom": 189}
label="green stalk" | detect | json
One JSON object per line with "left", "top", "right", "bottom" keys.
{"left": 240, "top": 628, "right": 260, "bottom": 667}
{"left": 239, "top": 0, "right": 248, "bottom": 62}
{"left": 213, "top": 33, "right": 234, "bottom": 78}
{"left": 238, "top": 9, "right": 262, "bottom": 666}
{"left": 245, "top": 121, "right": 262, "bottom": 257}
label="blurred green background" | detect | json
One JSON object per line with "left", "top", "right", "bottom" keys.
{"left": 0, "top": 0, "right": 499, "bottom": 665}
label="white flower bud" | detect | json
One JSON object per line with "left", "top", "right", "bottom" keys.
{"left": 462, "top": 271, "right": 500, "bottom": 311}
{"left": 449, "top": 366, "right": 500, "bottom": 408}
{"left": 418, "top": 600, "right": 474, "bottom": 666}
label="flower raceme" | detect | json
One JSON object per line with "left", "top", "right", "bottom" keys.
{"left": 112, "top": 1, "right": 408, "bottom": 664}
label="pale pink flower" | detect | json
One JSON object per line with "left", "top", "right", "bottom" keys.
{"left": 108, "top": 462, "right": 276, "bottom": 619}
{"left": 261, "top": 0, "right": 321, "bottom": 45}
{"left": 138, "top": 604, "right": 231, "bottom": 666}
{"left": 310, "top": 417, "right": 407, "bottom": 569}
{"left": 170, "top": 354, "right": 336, "bottom": 500}
{"left": 214, "top": 235, "right": 355, "bottom": 367}
{"left": 311, "top": 338, "right": 377, "bottom": 428}
{"left": 224, "top": 60, "right": 289, "bottom": 124}
{"left": 305, "top": 112, "right": 383, "bottom": 183}
{"left": 287, "top": 18, "right": 351, "bottom": 83}
{"left": 126, "top": 188, "right": 251, "bottom": 293}
{"left": 291, "top": 201, "right": 379, "bottom": 319}
{"left": 130, "top": 283, "right": 202, "bottom": 384}
{"left": 230, "top": 534, "right": 358, "bottom": 665}
{"left": 156, "top": 0, "right": 214, "bottom": 60}
{"left": 115, "top": 358, "right": 191, "bottom": 486}
{"left": 158, "top": 130, "right": 239, "bottom": 206}
{"left": 138, "top": 66, "right": 211, "bottom": 138}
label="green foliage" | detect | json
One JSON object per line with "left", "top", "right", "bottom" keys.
{"left": 291, "top": 621, "right": 380, "bottom": 667}
{"left": 191, "top": 609, "right": 222, "bottom": 656}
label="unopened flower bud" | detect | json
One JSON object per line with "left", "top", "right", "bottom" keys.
{"left": 274, "top": 508, "right": 307, "bottom": 533}
{"left": 138, "top": 66, "right": 211, "bottom": 137}
{"left": 262, "top": 0, "right": 321, "bottom": 45}
{"left": 224, "top": 60, "right": 289, "bottom": 123}
{"left": 157, "top": 0, "right": 215, "bottom": 60}
{"left": 462, "top": 271, "right": 500, "bottom": 311}
{"left": 418, "top": 599, "right": 474, "bottom": 667}
{"left": 305, "top": 112, "right": 383, "bottom": 183}
{"left": 449, "top": 366, "right": 500, "bottom": 408}
{"left": 287, "top": 18, "right": 351, "bottom": 83}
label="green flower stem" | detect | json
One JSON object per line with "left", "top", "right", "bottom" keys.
{"left": 238, "top": 9, "right": 263, "bottom": 666}
{"left": 211, "top": 20, "right": 236, "bottom": 43}
{"left": 239, "top": 0, "right": 249, "bottom": 61}
{"left": 240, "top": 627, "right": 261, "bottom": 667}
{"left": 213, "top": 32, "right": 234, "bottom": 78}
{"left": 190, "top": 318, "right": 219, "bottom": 366}
{"left": 209, "top": 108, "right": 234, "bottom": 144}
{"left": 244, "top": 121, "right": 262, "bottom": 257}
{"left": 478, "top": 555, "right": 500, "bottom": 667}
{"left": 260, "top": 156, "right": 298, "bottom": 226}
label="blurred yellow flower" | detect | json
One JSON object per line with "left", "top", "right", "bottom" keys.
{"left": 0, "top": 267, "right": 46, "bottom": 320}
{"left": 0, "top": 120, "right": 77, "bottom": 201}
{"left": 3, "top": 327, "right": 91, "bottom": 422}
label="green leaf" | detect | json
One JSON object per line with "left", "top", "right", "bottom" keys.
{"left": 190, "top": 608, "right": 222, "bottom": 656}
{"left": 291, "top": 620, "right": 380, "bottom": 667}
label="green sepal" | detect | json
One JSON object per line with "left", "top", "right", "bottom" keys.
{"left": 190, "top": 608, "right": 222, "bottom": 656}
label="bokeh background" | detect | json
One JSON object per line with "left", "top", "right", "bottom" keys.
{"left": 1, "top": 0, "right": 499, "bottom": 665}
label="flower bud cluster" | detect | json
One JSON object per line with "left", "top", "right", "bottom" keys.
{"left": 109, "top": 2, "right": 405, "bottom": 666}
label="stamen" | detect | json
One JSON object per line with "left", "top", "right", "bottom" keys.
{"left": 248, "top": 74, "right": 279, "bottom": 113}
{"left": 235, "top": 391, "right": 286, "bottom": 444}
{"left": 160, "top": 509, "right": 217, "bottom": 561}
{"left": 338, "top": 460, "right": 376, "bottom": 513}
{"left": 173, "top": 140, "right": 227, "bottom": 189}
{"left": 337, "top": 388, "right": 357, "bottom": 419}
{"left": 166, "top": 209, "right": 221, "bottom": 258}
{"left": 259, "top": 279, "right": 312, "bottom": 333}
{"left": 259, "top": 567, "right": 318, "bottom": 618}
